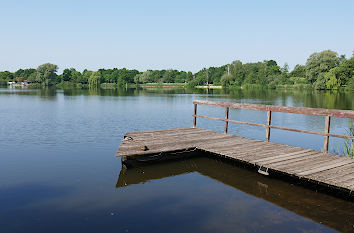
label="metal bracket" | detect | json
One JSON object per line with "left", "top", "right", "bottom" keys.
{"left": 258, "top": 166, "right": 269, "bottom": 176}
{"left": 123, "top": 136, "right": 134, "bottom": 141}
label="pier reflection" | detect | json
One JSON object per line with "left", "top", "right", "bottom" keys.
{"left": 117, "top": 156, "right": 354, "bottom": 233}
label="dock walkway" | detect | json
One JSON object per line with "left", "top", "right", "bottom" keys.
{"left": 116, "top": 100, "right": 354, "bottom": 197}
{"left": 117, "top": 127, "right": 354, "bottom": 195}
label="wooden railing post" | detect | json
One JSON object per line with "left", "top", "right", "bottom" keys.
{"left": 192, "top": 100, "right": 354, "bottom": 147}
{"left": 323, "top": 116, "right": 331, "bottom": 153}
{"left": 193, "top": 103, "right": 197, "bottom": 128}
{"left": 266, "top": 111, "right": 272, "bottom": 141}
{"left": 224, "top": 107, "right": 229, "bottom": 134}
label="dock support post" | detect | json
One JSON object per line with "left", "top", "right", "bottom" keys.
{"left": 266, "top": 111, "right": 272, "bottom": 141}
{"left": 193, "top": 103, "right": 197, "bottom": 128}
{"left": 324, "top": 116, "right": 331, "bottom": 153}
{"left": 224, "top": 107, "right": 229, "bottom": 134}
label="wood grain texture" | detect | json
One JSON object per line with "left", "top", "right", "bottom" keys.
{"left": 266, "top": 111, "right": 271, "bottom": 141}
{"left": 323, "top": 116, "right": 331, "bottom": 153}
{"left": 116, "top": 127, "right": 354, "bottom": 194}
{"left": 193, "top": 114, "right": 354, "bottom": 140}
{"left": 224, "top": 107, "right": 229, "bottom": 134}
{"left": 193, "top": 103, "right": 197, "bottom": 128}
{"left": 193, "top": 100, "right": 354, "bottom": 118}
{"left": 193, "top": 100, "right": 354, "bottom": 143}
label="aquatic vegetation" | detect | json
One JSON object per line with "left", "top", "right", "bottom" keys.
{"left": 344, "top": 121, "right": 354, "bottom": 157}
{"left": 335, "top": 121, "right": 354, "bottom": 157}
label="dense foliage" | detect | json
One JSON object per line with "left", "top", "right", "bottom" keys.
{"left": 1, "top": 50, "right": 353, "bottom": 90}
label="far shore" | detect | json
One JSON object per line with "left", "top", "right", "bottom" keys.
{"left": 196, "top": 85, "right": 222, "bottom": 89}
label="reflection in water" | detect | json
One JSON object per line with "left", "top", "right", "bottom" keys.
{"left": 1, "top": 87, "right": 353, "bottom": 110}
{"left": 117, "top": 155, "right": 354, "bottom": 233}
{"left": 1, "top": 87, "right": 353, "bottom": 232}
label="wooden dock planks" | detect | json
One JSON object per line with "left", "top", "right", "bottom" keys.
{"left": 116, "top": 127, "right": 354, "bottom": 195}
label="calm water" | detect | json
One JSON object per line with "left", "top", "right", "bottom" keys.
{"left": 0, "top": 87, "right": 353, "bottom": 233}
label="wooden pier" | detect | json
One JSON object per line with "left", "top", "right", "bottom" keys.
{"left": 116, "top": 100, "right": 354, "bottom": 197}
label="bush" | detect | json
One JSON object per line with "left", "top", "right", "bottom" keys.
{"left": 187, "top": 79, "right": 199, "bottom": 87}
{"left": 29, "top": 83, "right": 42, "bottom": 88}
{"left": 289, "top": 76, "right": 308, "bottom": 84}
{"left": 56, "top": 81, "right": 75, "bottom": 89}
{"left": 345, "top": 78, "right": 354, "bottom": 91}
{"left": 0, "top": 80, "right": 8, "bottom": 86}
{"left": 268, "top": 82, "right": 276, "bottom": 89}
{"left": 100, "top": 83, "right": 117, "bottom": 89}
{"left": 314, "top": 73, "right": 327, "bottom": 90}
{"left": 242, "top": 84, "right": 265, "bottom": 89}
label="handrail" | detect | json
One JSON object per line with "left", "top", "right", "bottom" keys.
{"left": 192, "top": 100, "right": 354, "bottom": 153}
{"left": 193, "top": 100, "right": 354, "bottom": 118}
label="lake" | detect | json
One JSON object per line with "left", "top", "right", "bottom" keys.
{"left": 0, "top": 87, "right": 353, "bottom": 233}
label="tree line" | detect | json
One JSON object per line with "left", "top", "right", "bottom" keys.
{"left": 1, "top": 49, "right": 353, "bottom": 90}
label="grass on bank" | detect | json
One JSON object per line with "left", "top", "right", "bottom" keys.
{"left": 335, "top": 121, "right": 354, "bottom": 158}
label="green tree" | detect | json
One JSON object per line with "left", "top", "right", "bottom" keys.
{"left": 70, "top": 69, "right": 83, "bottom": 83}
{"left": 134, "top": 70, "right": 153, "bottom": 84}
{"left": 305, "top": 50, "right": 339, "bottom": 83}
{"left": 0, "top": 71, "right": 14, "bottom": 80}
{"left": 62, "top": 68, "right": 72, "bottom": 81}
{"left": 13, "top": 68, "right": 35, "bottom": 80}
{"left": 289, "top": 64, "right": 306, "bottom": 78}
{"left": 314, "top": 73, "right": 327, "bottom": 89}
{"left": 345, "top": 77, "right": 354, "bottom": 91}
{"left": 36, "top": 63, "right": 58, "bottom": 86}
{"left": 280, "top": 63, "right": 289, "bottom": 74}
{"left": 230, "top": 60, "right": 245, "bottom": 86}
{"left": 0, "top": 71, "right": 14, "bottom": 85}
{"left": 325, "top": 68, "right": 341, "bottom": 89}
{"left": 162, "top": 69, "right": 174, "bottom": 83}
{"left": 81, "top": 69, "right": 92, "bottom": 84}
{"left": 221, "top": 73, "right": 232, "bottom": 87}
{"left": 186, "top": 72, "right": 193, "bottom": 82}
{"left": 333, "top": 58, "right": 354, "bottom": 86}
{"left": 88, "top": 71, "right": 101, "bottom": 87}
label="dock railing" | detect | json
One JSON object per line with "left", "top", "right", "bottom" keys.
{"left": 192, "top": 100, "right": 354, "bottom": 153}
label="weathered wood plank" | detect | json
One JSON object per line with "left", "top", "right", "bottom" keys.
{"left": 200, "top": 141, "right": 257, "bottom": 154}
{"left": 125, "top": 128, "right": 207, "bottom": 139}
{"left": 194, "top": 100, "right": 354, "bottom": 140}
{"left": 216, "top": 144, "right": 283, "bottom": 159}
{"left": 193, "top": 103, "right": 197, "bottom": 127}
{"left": 193, "top": 100, "right": 354, "bottom": 118}
{"left": 125, "top": 127, "right": 198, "bottom": 136}
{"left": 326, "top": 172, "right": 354, "bottom": 184}
{"left": 323, "top": 116, "right": 331, "bottom": 153}
{"left": 224, "top": 107, "right": 229, "bottom": 134}
{"left": 261, "top": 152, "right": 322, "bottom": 168}
{"left": 124, "top": 129, "right": 221, "bottom": 143}
{"left": 251, "top": 149, "right": 313, "bottom": 163}
{"left": 120, "top": 131, "right": 232, "bottom": 149}
{"left": 199, "top": 136, "right": 255, "bottom": 149}
{"left": 266, "top": 152, "right": 324, "bottom": 168}
{"left": 117, "top": 127, "right": 354, "bottom": 194}
{"left": 278, "top": 156, "right": 336, "bottom": 172}
{"left": 340, "top": 178, "right": 354, "bottom": 188}
{"left": 235, "top": 147, "right": 304, "bottom": 161}
{"left": 298, "top": 161, "right": 354, "bottom": 176}
{"left": 309, "top": 164, "right": 354, "bottom": 181}
{"left": 205, "top": 141, "right": 269, "bottom": 153}
{"left": 266, "top": 111, "right": 271, "bottom": 141}
{"left": 195, "top": 115, "right": 354, "bottom": 140}
{"left": 117, "top": 133, "right": 233, "bottom": 156}
{"left": 224, "top": 144, "right": 296, "bottom": 158}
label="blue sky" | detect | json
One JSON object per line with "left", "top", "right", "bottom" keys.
{"left": 1, "top": 0, "right": 353, "bottom": 72}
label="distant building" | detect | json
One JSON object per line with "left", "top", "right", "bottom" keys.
{"left": 8, "top": 80, "right": 32, "bottom": 87}
{"left": 22, "top": 80, "right": 32, "bottom": 86}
